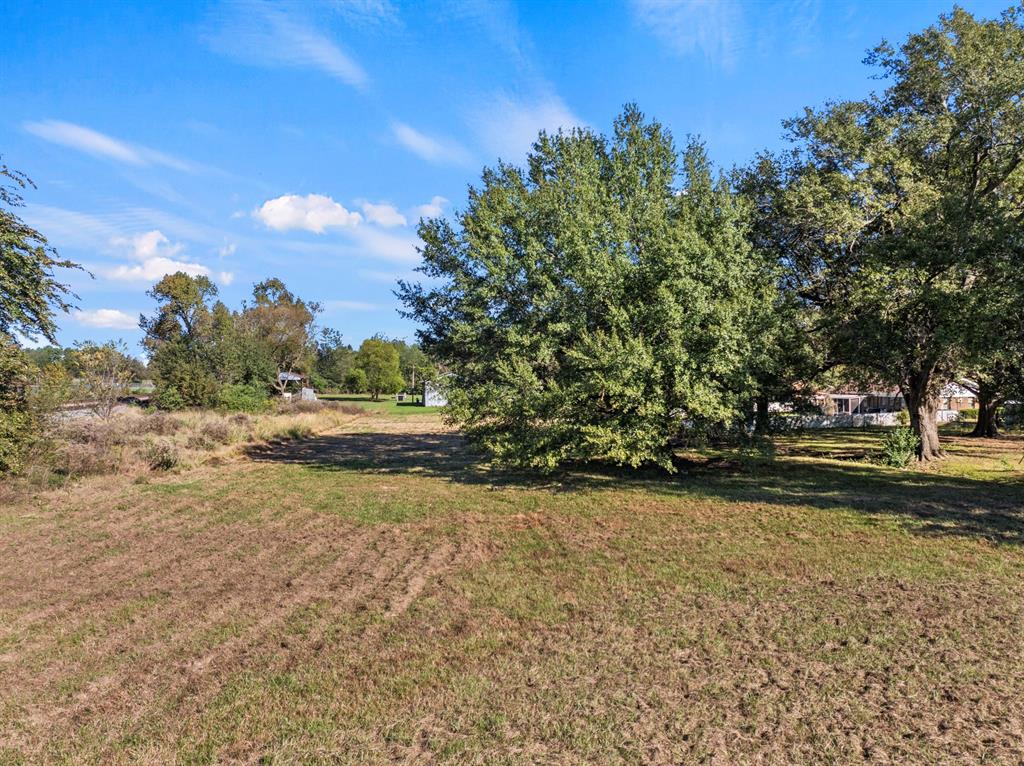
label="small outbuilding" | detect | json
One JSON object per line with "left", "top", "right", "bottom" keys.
{"left": 423, "top": 380, "right": 447, "bottom": 407}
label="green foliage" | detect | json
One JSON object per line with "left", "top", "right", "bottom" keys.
{"left": 0, "top": 336, "right": 36, "bottom": 473}
{"left": 154, "top": 386, "right": 186, "bottom": 411}
{"left": 241, "top": 278, "right": 320, "bottom": 393}
{"left": 68, "top": 340, "right": 135, "bottom": 418}
{"left": 344, "top": 367, "right": 368, "bottom": 393}
{"left": 0, "top": 335, "right": 72, "bottom": 473}
{"left": 895, "top": 409, "right": 911, "bottom": 427}
{"left": 879, "top": 427, "right": 921, "bottom": 468}
{"left": 959, "top": 408, "right": 979, "bottom": 423}
{"left": 314, "top": 328, "right": 355, "bottom": 390}
{"left": 766, "top": 7, "right": 1024, "bottom": 459}
{"left": 0, "top": 159, "right": 83, "bottom": 343}
{"left": 142, "top": 273, "right": 224, "bottom": 407}
{"left": 216, "top": 382, "right": 270, "bottom": 413}
{"left": 399, "top": 106, "right": 768, "bottom": 470}
{"left": 355, "top": 337, "right": 405, "bottom": 400}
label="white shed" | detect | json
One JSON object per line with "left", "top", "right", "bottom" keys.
{"left": 423, "top": 380, "right": 447, "bottom": 407}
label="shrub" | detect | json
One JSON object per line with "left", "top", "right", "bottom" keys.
{"left": 0, "top": 409, "right": 34, "bottom": 474}
{"left": 217, "top": 383, "right": 269, "bottom": 413}
{"left": 0, "top": 339, "right": 38, "bottom": 474}
{"left": 146, "top": 440, "right": 180, "bottom": 471}
{"left": 58, "top": 440, "right": 119, "bottom": 477}
{"left": 138, "top": 411, "right": 181, "bottom": 436}
{"left": 879, "top": 427, "right": 919, "bottom": 468}
{"left": 155, "top": 386, "right": 186, "bottom": 411}
{"left": 200, "top": 419, "right": 232, "bottom": 445}
{"left": 959, "top": 407, "right": 979, "bottom": 422}
{"left": 895, "top": 409, "right": 910, "bottom": 426}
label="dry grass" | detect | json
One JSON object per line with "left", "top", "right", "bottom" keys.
{"left": 10, "top": 402, "right": 383, "bottom": 491}
{"left": 1, "top": 421, "right": 1024, "bottom": 764}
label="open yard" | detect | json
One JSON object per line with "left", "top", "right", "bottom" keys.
{"left": 2, "top": 412, "right": 1024, "bottom": 765}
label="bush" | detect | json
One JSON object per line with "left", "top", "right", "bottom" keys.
{"left": 217, "top": 383, "right": 269, "bottom": 413}
{"left": 879, "top": 427, "right": 919, "bottom": 468}
{"left": 138, "top": 411, "right": 181, "bottom": 436}
{"left": 155, "top": 386, "right": 186, "bottom": 411}
{"left": 0, "top": 409, "right": 35, "bottom": 474}
{"left": 958, "top": 407, "right": 979, "bottom": 422}
{"left": 145, "top": 440, "right": 180, "bottom": 471}
{"left": 185, "top": 418, "right": 234, "bottom": 450}
{"left": 200, "top": 419, "right": 232, "bottom": 444}
{"left": 895, "top": 409, "right": 910, "bottom": 426}
{"left": 0, "top": 339, "right": 38, "bottom": 474}
{"left": 57, "top": 440, "right": 119, "bottom": 477}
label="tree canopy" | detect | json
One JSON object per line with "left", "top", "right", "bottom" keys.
{"left": 755, "top": 6, "right": 1024, "bottom": 459}
{"left": 400, "top": 106, "right": 770, "bottom": 470}
{"left": 0, "top": 159, "right": 83, "bottom": 343}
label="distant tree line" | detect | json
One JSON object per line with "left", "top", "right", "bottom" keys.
{"left": 135, "top": 272, "right": 436, "bottom": 410}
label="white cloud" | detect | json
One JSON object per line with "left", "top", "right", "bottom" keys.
{"left": 113, "top": 230, "right": 184, "bottom": 261}
{"left": 325, "top": 300, "right": 378, "bottom": 311}
{"left": 107, "top": 256, "right": 211, "bottom": 283}
{"left": 254, "top": 194, "right": 362, "bottom": 233}
{"left": 470, "top": 93, "right": 583, "bottom": 162}
{"left": 630, "top": 0, "right": 742, "bottom": 69}
{"left": 361, "top": 201, "right": 407, "bottom": 228}
{"left": 74, "top": 309, "right": 138, "bottom": 330}
{"left": 24, "top": 120, "right": 198, "bottom": 172}
{"left": 218, "top": 242, "right": 237, "bottom": 258}
{"left": 106, "top": 229, "right": 232, "bottom": 284}
{"left": 391, "top": 122, "right": 472, "bottom": 166}
{"left": 205, "top": 1, "right": 368, "bottom": 88}
{"left": 412, "top": 195, "right": 448, "bottom": 218}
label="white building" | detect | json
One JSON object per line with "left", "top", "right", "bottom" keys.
{"left": 423, "top": 380, "right": 447, "bottom": 407}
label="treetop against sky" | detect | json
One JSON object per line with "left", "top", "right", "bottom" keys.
{"left": 1, "top": 0, "right": 1008, "bottom": 351}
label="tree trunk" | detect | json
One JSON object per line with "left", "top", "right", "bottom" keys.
{"left": 903, "top": 374, "right": 943, "bottom": 461}
{"left": 754, "top": 394, "right": 771, "bottom": 435}
{"left": 969, "top": 383, "right": 1000, "bottom": 438}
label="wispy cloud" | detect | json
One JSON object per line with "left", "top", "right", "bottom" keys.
{"left": 391, "top": 122, "right": 472, "bottom": 166}
{"left": 360, "top": 201, "right": 407, "bottom": 228}
{"left": 205, "top": 0, "right": 368, "bottom": 89}
{"left": 470, "top": 93, "right": 583, "bottom": 162}
{"left": 630, "top": 0, "right": 743, "bottom": 69}
{"left": 24, "top": 120, "right": 199, "bottom": 172}
{"left": 106, "top": 229, "right": 233, "bottom": 285}
{"left": 112, "top": 230, "right": 184, "bottom": 261}
{"left": 412, "top": 196, "right": 448, "bottom": 219}
{"left": 254, "top": 194, "right": 362, "bottom": 233}
{"left": 74, "top": 309, "right": 138, "bottom": 330}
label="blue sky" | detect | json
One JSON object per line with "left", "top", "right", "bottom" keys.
{"left": 2, "top": 0, "right": 1007, "bottom": 352}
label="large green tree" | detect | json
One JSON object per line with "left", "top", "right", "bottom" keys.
{"left": 769, "top": 7, "right": 1024, "bottom": 459}
{"left": 240, "top": 278, "right": 320, "bottom": 394}
{"left": 399, "top": 107, "right": 768, "bottom": 470}
{"left": 140, "top": 272, "right": 223, "bottom": 407}
{"left": 0, "top": 159, "right": 83, "bottom": 343}
{"left": 354, "top": 337, "right": 404, "bottom": 401}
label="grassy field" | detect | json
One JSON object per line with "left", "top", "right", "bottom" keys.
{"left": 317, "top": 393, "right": 444, "bottom": 417}
{"left": 2, "top": 413, "right": 1024, "bottom": 764}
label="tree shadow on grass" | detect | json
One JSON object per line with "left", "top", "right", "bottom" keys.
{"left": 245, "top": 431, "right": 1024, "bottom": 545}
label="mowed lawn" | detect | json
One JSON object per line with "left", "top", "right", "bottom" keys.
{"left": 2, "top": 417, "right": 1024, "bottom": 765}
